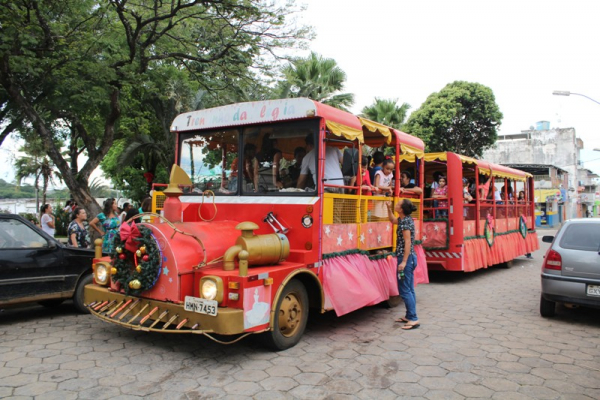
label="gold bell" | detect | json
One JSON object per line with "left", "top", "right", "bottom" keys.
{"left": 129, "top": 280, "right": 141, "bottom": 290}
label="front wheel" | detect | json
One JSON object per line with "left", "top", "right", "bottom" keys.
{"left": 73, "top": 274, "right": 93, "bottom": 314}
{"left": 540, "top": 295, "right": 556, "bottom": 317}
{"left": 260, "top": 279, "right": 308, "bottom": 350}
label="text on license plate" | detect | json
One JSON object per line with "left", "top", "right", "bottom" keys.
{"left": 184, "top": 296, "right": 218, "bottom": 316}
{"left": 586, "top": 285, "right": 600, "bottom": 297}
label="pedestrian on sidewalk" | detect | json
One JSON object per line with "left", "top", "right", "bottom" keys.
{"left": 68, "top": 207, "right": 90, "bottom": 248}
{"left": 387, "top": 199, "right": 420, "bottom": 330}
{"left": 40, "top": 204, "right": 55, "bottom": 237}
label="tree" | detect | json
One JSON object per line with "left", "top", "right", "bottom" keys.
{"left": 0, "top": 0, "right": 309, "bottom": 216}
{"left": 14, "top": 138, "right": 62, "bottom": 209}
{"left": 279, "top": 52, "right": 354, "bottom": 111}
{"left": 403, "top": 81, "right": 503, "bottom": 158}
{"left": 361, "top": 98, "right": 411, "bottom": 130}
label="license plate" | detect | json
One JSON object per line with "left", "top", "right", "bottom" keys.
{"left": 184, "top": 296, "right": 218, "bottom": 316}
{"left": 586, "top": 285, "right": 600, "bottom": 297}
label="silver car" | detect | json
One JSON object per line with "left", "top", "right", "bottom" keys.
{"left": 540, "top": 218, "right": 600, "bottom": 317}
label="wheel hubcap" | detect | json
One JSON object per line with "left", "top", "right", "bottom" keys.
{"left": 278, "top": 292, "right": 302, "bottom": 337}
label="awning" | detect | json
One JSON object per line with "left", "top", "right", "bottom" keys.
{"left": 358, "top": 117, "right": 392, "bottom": 144}
{"left": 397, "top": 144, "right": 425, "bottom": 162}
{"left": 423, "top": 152, "right": 477, "bottom": 164}
{"left": 325, "top": 120, "right": 364, "bottom": 143}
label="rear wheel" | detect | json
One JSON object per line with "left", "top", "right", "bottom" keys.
{"left": 540, "top": 295, "right": 556, "bottom": 317}
{"left": 73, "top": 274, "right": 93, "bottom": 314}
{"left": 260, "top": 279, "right": 308, "bottom": 350}
{"left": 499, "top": 260, "right": 513, "bottom": 269}
{"left": 383, "top": 295, "right": 403, "bottom": 308}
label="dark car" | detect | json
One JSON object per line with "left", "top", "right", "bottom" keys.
{"left": 540, "top": 218, "right": 600, "bottom": 317}
{"left": 0, "top": 214, "right": 94, "bottom": 312}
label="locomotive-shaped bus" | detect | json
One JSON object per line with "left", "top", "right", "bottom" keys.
{"left": 84, "top": 98, "right": 428, "bottom": 349}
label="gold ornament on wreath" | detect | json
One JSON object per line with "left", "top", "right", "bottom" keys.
{"left": 111, "top": 224, "right": 162, "bottom": 295}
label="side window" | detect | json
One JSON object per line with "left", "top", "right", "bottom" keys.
{"left": 179, "top": 130, "right": 239, "bottom": 195}
{"left": 560, "top": 224, "right": 600, "bottom": 251}
{"left": 0, "top": 219, "right": 48, "bottom": 248}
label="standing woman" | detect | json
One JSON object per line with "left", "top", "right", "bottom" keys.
{"left": 387, "top": 199, "right": 420, "bottom": 330}
{"left": 68, "top": 208, "right": 90, "bottom": 248}
{"left": 90, "top": 199, "right": 121, "bottom": 253}
{"left": 40, "top": 204, "right": 55, "bottom": 237}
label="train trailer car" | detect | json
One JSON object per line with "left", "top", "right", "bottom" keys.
{"left": 421, "top": 152, "right": 539, "bottom": 272}
{"left": 84, "top": 98, "right": 429, "bottom": 349}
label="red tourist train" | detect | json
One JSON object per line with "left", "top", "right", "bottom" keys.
{"left": 85, "top": 98, "right": 429, "bottom": 349}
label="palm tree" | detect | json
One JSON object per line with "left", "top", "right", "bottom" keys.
{"left": 14, "top": 138, "right": 62, "bottom": 211}
{"left": 279, "top": 52, "right": 354, "bottom": 111}
{"left": 361, "top": 98, "right": 411, "bottom": 130}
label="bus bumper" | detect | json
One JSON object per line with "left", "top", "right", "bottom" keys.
{"left": 84, "top": 284, "right": 244, "bottom": 335}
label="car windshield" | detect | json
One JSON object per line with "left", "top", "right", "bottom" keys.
{"left": 178, "top": 119, "right": 318, "bottom": 195}
{"left": 559, "top": 223, "right": 600, "bottom": 252}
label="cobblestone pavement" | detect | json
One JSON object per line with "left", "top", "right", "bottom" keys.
{"left": 1, "top": 230, "right": 599, "bottom": 399}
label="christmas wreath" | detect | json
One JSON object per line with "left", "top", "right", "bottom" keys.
{"left": 484, "top": 215, "right": 495, "bottom": 247}
{"left": 519, "top": 215, "right": 527, "bottom": 239}
{"left": 111, "top": 223, "right": 162, "bottom": 295}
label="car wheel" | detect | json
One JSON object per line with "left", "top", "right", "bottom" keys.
{"left": 38, "top": 299, "right": 65, "bottom": 308}
{"left": 73, "top": 274, "right": 93, "bottom": 314}
{"left": 259, "top": 279, "right": 308, "bottom": 350}
{"left": 540, "top": 295, "right": 556, "bottom": 317}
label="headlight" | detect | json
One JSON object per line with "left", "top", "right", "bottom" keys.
{"left": 94, "top": 263, "right": 111, "bottom": 286}
{"left": 200, "top": 276, "right": 223, "bottom": 302}
{"left": 201, "top": 280, "right": 217, "bottom": 300}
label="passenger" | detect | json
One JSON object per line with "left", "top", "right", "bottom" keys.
{"left": 463, "top": 178, "right": 473, "bottom": 203}
{"left": 369, "top": 151, "right": 385, "bottom": 184}
{"left": 517, "top": 191, "right": 526, "bottom": 202}
{"left": 68, "top": 207, "right": 90, "bottom": 248}
{"left": 432, "top": 176, "right": 448, "bottom": 218}
{"left": 257, "top": 134, "right": 283, "bottom": 189}
{"left": 431, "top": 171, "right": 443, "bottom": 191}
{"left": 494, "top": 186, "right": 502, "bottom": 204}
{"left": 372, "top": 159, "right": 394, "bottom": 219}
{"left": 355, "top": 156, "right": 377, "bottom": 195}
{"left": 399, "top": 171, "right": 423, "bottom": 196}
{"left": 478, "top": 174, "right": 492, "bottom": 200}
{"left": 230, "top": 143, "right": 260, "bottom": 192}
{"left": 297, "top": 133, "right": 344, "bottom": 193}
{"left": 374, "top": 158, "right": 394, "bottom": 196}
{"left": 285, "top": 146, "right": 306, "bottom": 188}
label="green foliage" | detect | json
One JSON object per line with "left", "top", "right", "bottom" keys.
{"left": 278, "top": 52, "right": 354, "bottom": 111}
{"left": 403, "top": 81, "right": 503, "bottom": 158}
{"left": 361, "top": 98, "right": 411, "bottom": 130}
{"left": 53, "top": 208, "right": 71, "bottom": 237}
{"left": 1, "top": 0, "right": 310, "bottom": 214}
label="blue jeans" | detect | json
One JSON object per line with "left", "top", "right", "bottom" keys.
{"left": 398, "top": 253, "right": 418, "bottom": 321}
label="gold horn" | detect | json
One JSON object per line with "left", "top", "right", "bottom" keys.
{"left": 163, "top": 165, "right": 192, "bottom": 195}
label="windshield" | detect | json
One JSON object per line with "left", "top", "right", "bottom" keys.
{"left": 178, "top": 119, "right": 319, "bottom": 195}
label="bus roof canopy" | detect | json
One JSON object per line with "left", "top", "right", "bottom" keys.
{"left": 424, "top": 152, "right": 532, "bottom": 181}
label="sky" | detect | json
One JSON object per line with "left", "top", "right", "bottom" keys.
{"left": 296, "top": 0, "right": 600, "bottom": 174}
{"left": 2, "top": 0, "right": 600, "bottom": 185}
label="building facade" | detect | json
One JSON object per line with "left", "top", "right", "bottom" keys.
{"left": 482, "top": 126, "right": 594, "bottom": 220}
